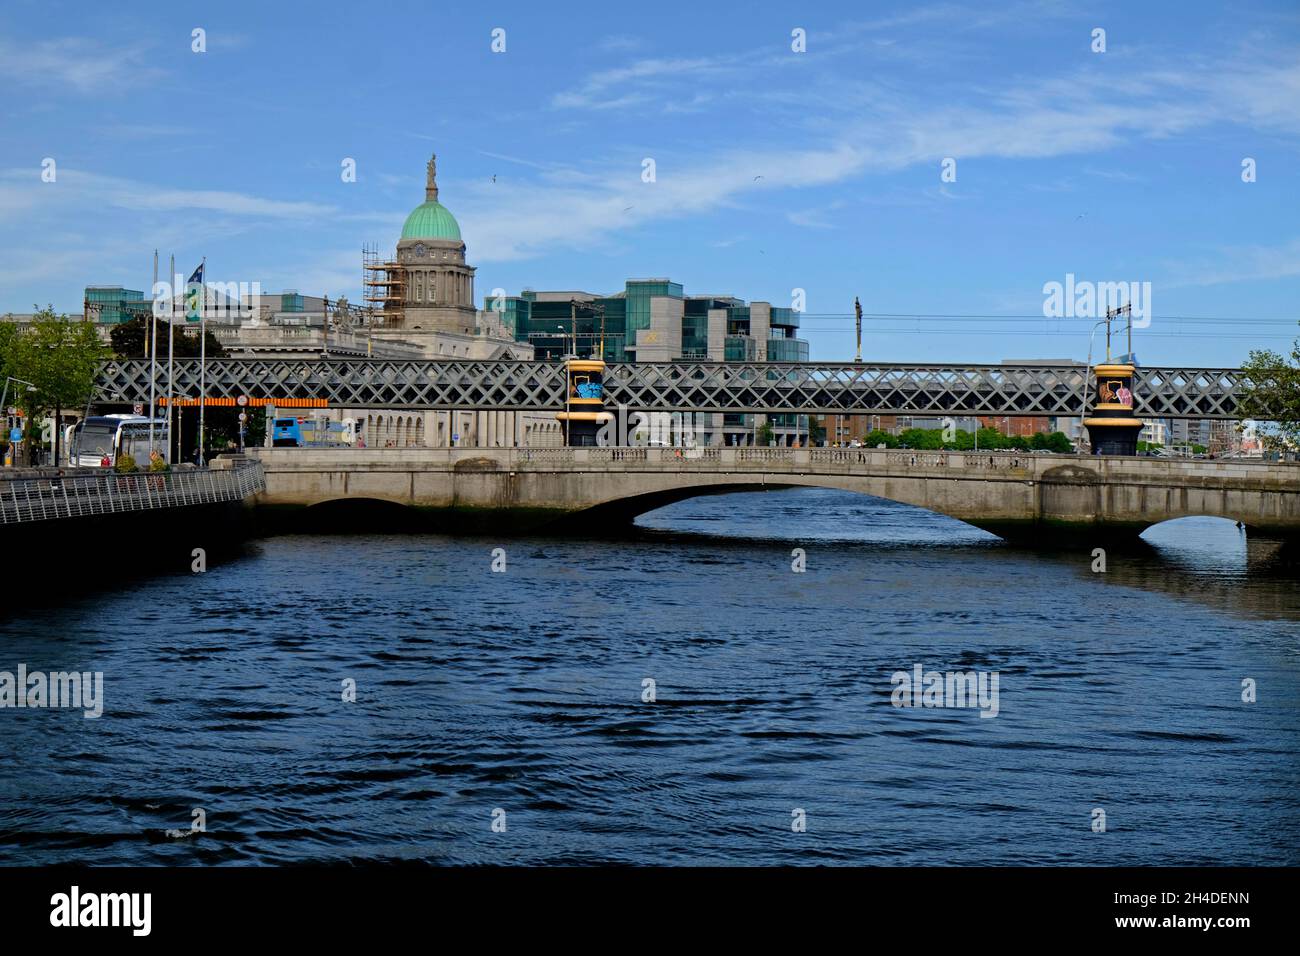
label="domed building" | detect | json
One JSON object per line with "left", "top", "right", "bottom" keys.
{"left": 364, "top": 154, "right": 526, "bottom": 362}
{"left": 393, "top": 154, "right": 477, "bottom": 335}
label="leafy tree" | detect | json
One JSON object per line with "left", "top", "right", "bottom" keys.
{"left": 0, "top": 318, "right": 18, "bottom": 384}
{"left": 808, "top": 418, "right": 826, "bottom": 446}
{"left": 898, "top": 427, "right": 943, "bottom": 450}
{"left": 756, "top": 421, "right": 775, "bottom": 446}
{"left": 10, "top": 306, "right": 106, "bottom": 464}
{"left": 109, "top": 315, "right": 227, "bottom": 359}
{"left": 1045, "top": 431, "right": 1073, "bottom": 453}
{"left": 863, "top": 428, "right": 897, "bottom": 448}
{"left": 1239, "top": 343, "right": 1300, "bottom": 447}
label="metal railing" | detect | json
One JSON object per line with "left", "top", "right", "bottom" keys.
{"left": 0, "top": 462, "right": 266, "bottom": 525}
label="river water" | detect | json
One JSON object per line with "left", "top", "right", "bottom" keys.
{"left": 2, "top": 489, "right": 1297, "bottom": 865}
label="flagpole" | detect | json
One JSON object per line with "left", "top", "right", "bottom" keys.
{"left": 198, "top": 256, "right": 207, "bottom": 467}
{"left": 149, "top": 249, "right": 158, "bottom": 455}
{"left": 168, "top": 254, "right": 176, "bottom": 463}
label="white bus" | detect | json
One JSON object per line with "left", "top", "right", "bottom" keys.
{"left": 71, "top": 415, "right": 171, "bottom": 468}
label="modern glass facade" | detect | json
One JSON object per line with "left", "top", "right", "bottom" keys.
{"left": 490, "top": 278, "right": 808, "bottom": 368}
{"left": 85, "top": 286, "right": 151, "bottom": 325}
{"left": 767, "top": 337, "right": 810, "bottom": 362}
{"left": 487, "top": 277, "right": 811, "bottom": 446}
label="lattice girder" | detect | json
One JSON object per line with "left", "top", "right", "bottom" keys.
{"left": 95, "top": 360, "right": 1247, "bottom": 419}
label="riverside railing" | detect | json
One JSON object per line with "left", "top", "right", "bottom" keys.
{"left": 0, "top": 462, "right": 266, "bottom": 525}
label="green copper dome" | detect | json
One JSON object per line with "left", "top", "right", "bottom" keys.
{"left": 400, "top": 201, "right": 461, "bottom": 241}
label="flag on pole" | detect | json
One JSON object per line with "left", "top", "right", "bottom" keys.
{"left": 185, "top": 263, "right": 205, "bottom": 322}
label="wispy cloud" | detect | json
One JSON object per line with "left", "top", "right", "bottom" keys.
{"left": 0, "top": 168, "right": 335, "bottom": 223}
{"left": 462, "top": 44, "right": 1300, "bottom": 263}
{"left": 1163, "top": 237, "right": 1300, "bottom": 289}
{"left": 597, "top": 34, "right": 643, "bottom": 53}
{"left": 0, "top": 35, "right": 163, "bottom": 94}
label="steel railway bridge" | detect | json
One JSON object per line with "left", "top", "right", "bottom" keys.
{"left": 95, "top": 358, "right": 1248, "bottom": 419}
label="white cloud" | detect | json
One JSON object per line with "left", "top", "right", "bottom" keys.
{"left": 0, "top": 35, "right": 162, "bottom": 94}
{"left": 468, "top": 43, "right": 1300, "bottom": 264}
{"left": 1162, "top": 237, "right": 1300, "bottom": 289}
{"left": 0, "top": 168, "right": 335, "bottom": 224}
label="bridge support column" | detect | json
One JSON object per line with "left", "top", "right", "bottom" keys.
{"left": 1084, "top": 363, "right": 1143, "bottom": 456}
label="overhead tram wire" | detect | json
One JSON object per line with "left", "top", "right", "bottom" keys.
{"left": 796, "top": 328, "right": 1295, "bottom": 339}
{"left": 793, "top": 310, "right": 1299, "bottom": 339}
{"left": 785, "top": 317, "right": 1300, "bottom": 329}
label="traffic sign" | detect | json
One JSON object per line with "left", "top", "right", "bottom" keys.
{"left": 236, "top": 395, "right": 249, "bottom": 407}
{"left": 8, "top": 428, "right": 21, "bottom": 443}
{"left": 452, "top": 433, "right": 459, "bottom": 443}
{"left": 238, "top": 412, "right": 247, "bottom": 423}
{"left": 133, "top": 403, "right": 144, "bottom": 415}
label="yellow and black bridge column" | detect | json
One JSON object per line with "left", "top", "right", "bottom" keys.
{"left": 1084, "top": 363, "right": 1144, "bottom": 456}
{"left": 556, "top": 359, "right": 614, "bottom": 447}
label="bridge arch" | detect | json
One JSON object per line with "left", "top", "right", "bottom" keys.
{"left": 555, "top": 473, "right": 1026, "bottom": 540}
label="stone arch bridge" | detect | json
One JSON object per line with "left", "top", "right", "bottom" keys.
{"left": 246, "top": 446, "right": 1300, "bottom": 545}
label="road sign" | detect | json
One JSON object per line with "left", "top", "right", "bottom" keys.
{"left": 236, "top": 395, "right": 248, "bottom": 407}
{"left": 9, "top": 428, "right": 21, "bottom": 443}
{"left": 133, "top": 403, "right": 144, "bottom": 415}
{"left": 452, "top": 433, "right": 459, "bottom": 443}
{"left": 238, "top": 412, "right": 247, "bottom": 423}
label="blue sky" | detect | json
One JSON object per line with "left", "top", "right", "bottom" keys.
{"left": 1, "top": 0, "right": 1298, "bottom": 365}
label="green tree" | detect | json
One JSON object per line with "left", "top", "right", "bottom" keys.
{"left": 109, "top": 315, "right": 227, "bottom": 359}
{"left": 1045, "top": 431, "right": 1073, "bottom": 453}
{"left": 898, "top": 427, "right": 943, "bottom": 450}
{"left": 756, "top": 421, "right": 775, "bottom": 446}
{"left": 11, "top": 306, "right": 106, "bottom": 464}
{"left": 863, "top": 428, "right": 897, "bottom": 448}
{"left": 1239, "top": 343, "right": 1300, "bottom": 447}
{"left": 808, "top": 418, "right": 826, "bottom": 446}
{"left": 0, "top": 318, "right": 18, "bottom": 384}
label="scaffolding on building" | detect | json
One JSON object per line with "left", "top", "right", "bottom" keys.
{"left": 362, "top": 242, "right": 407, "bottom": 329}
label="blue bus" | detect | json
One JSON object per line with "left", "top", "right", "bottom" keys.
{"left": 272, "top": 417, "right": 358, "bottom": 448}
{"left": 271, "top": 417, "right": 304, "bottom": 447}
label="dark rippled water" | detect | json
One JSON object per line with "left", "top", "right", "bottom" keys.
{"left": 2, "top": 489, "right": 1298, "bottom": 865}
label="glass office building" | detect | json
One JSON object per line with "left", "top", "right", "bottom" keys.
{"left": 484, "top": 278, "right": 811, "bottom": 444}
{"left": 486, "top": 279, "right": 807, "bottom": 365}
{"left": 84, "top": 286, "right": 152, "bottom": 325}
